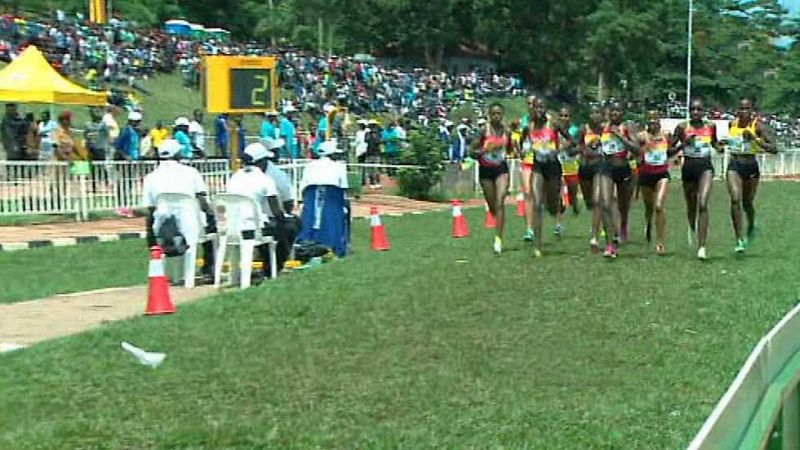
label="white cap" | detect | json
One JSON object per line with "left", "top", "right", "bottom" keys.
{"left": 323, "top": 103, "right": 335, "bottom": 114}
{"left": 174, "top": 116, "right": 190, "bottom": 127}
{"left": 457, "top": 124, "right": 469, "bottom": 131}
{"left": 262, "top": 137, "right": 285, "bottom": 151}
{"left": 283, "top": 104, "right": 297, "bottom": 113}
{"left": 158, "top": 139, "right": 181, "bottom": 158}
{"left": 243, "top": 142, "right": 270, "bottom": 161}
{"left": 318, "top": 140, "right": 341, "bottom": 155}
{"left": 445, "top": 120, "right": 454, "bottom": 127}
{"left": 264, "top": 110, "right": 279, "bottom": 117}
{"left": 477, "top": 118, "right": 487, "bottom": 125}
{"left": 128, "top": 111, "right": 142, "bottom": 121}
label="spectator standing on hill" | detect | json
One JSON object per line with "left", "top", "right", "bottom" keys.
{"left": 148, "top": 120, "right": 169, "bottom": 156}
{"left": 53, "top": 111, "right": 81, "bottom": 162}
{"left": 279, "top": 106, "right": 297, "bottom": 159}
{"left": 24, "top": 113, "right": 39, "bottom": 160}
{"left": 38, "top": 111, "right": 57, "bottom": 161}
{"left": 189, "top": 109, "right": 206, "bottom": 156}
{"left": 173, "top": 116, "right": 194, "bottom": 159}
{"left": 1, "top": 103, "right": 26, "bottom": 161}
{"left": 382, "top": 120, "right": 400, "bottom": 176}
{"left": 84, "top": 107, "right": 109, "bottom": 162}
{"left": 261, "top": 110, "right": 279, "bottom": 140}
{"left": 102, "top": 106, "right": 120, "bottom": 149}
{"left": 365, "top": 121, "right": 382, "bottom": 188}
{"left": 214, "top": 113, "right": 229, "bottom": 158}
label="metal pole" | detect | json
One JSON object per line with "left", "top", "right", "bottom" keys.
{"left": 686, "top": 0, "right": 693, "bottom": 120}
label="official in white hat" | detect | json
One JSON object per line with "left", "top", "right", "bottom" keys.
{"left": 226, "top": 141, "right": 293, "bottom": 277}
{"left": 141, "top": 138, "right": 216, "bottom": 283}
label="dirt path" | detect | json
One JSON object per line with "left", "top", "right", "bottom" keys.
{"left": 0, "top": 285, "right": 215, "bottom": 348}
{"left": 0, "top": 194, "right": 470, "bottom": 350}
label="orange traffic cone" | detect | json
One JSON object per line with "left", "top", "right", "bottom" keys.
{"left": 515, "top": 192, "right": 525, "bottom": 217}
{"left": 370, "top": 206, "right": 391, "bottom": 251}
{"left": 484, "top": 205, "right": 496, "bottom": 229}
{"left": 452, "top": 199, "right": 470, "bottom": 238}
{"left": 145, "top": 246, "right": 176, "bottom": 315}
{"left": 561, "top": 183, "right": 571, "bottom": 208}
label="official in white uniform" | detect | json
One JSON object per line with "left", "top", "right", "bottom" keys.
{"left": 227, "top": 142, "right": 296, "bottom": 276}
{"left": 262, "top": 137, "right": 296, "bottom": 212}
{"left": 141, "top": 139, "right": 216, "bottom": 281}
{"left": 300, "top": 140, "right": 349, "bottom": 191}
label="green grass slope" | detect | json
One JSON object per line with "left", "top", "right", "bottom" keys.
{"left": 1, "top": 182, "right": 799, "bottom": 448}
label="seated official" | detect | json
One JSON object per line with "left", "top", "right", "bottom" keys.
{"left": 141, "top": 139, "right": 216, "bottom": 283}
{"left": 298, "top": 140, "right": 350, "bottom": 257}
{"left": 262, "top": 137, "right": 297, "bottom": 213}
{"left": 227, "top": 142, "right": 298, "bottom": 277}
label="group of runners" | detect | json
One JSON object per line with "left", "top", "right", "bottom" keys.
{"left": 472, "top": 96, "right": 777, "bottom": 259}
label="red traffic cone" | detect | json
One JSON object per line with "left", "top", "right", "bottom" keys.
{"left": 452, "top": 199, "right": 470, "bottom": 238}
{"left": 145, "top": 246, "right": 176, "bottom": 315}
{"left": 370, "top": 206, "right": 391, "bottom": 251}
{"left": 561, "top": 183, "right": 571, "bottom": 208}
{"left": 515, "top": 192, "right": 526, "bottom": 217}
{"left": 484, "top": 205, "right": 496, "bottom": 229}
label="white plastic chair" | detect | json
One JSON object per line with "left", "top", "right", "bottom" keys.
{"left": 153, "top": 193, "right": 216, "bottom": 289}
{"left": 212, "top": 193, "right": 277, "bottom": 289}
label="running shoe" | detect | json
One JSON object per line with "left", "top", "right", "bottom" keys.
{"left": 746, "top": 226, "right": 757, "bottom": 246}
{"left": 493, "top": 236, "right": 503, "bottom": 254}
{"left": 522, "top": 228, "right": 534, "bottom": 242}
{"left": 687, "top": 227, "right": 696, "bottom": 247}
{"left": 734, "top": 239, "right": 747, "bottom": 253}
{"left": 589, "top": 237, "right": 600, "bottom": 254}
{"left": 533, "top": 249, "right": 543, "bottom": 258}
{"left": 603, "top": 244, "right": 618, "bottom": 259}
{"left": 697, "top": 247, "right": 708, "bottom": 261}
{"left": 554, "top": 223, "right": 564, "bottom": 237}
{"left": 656, "top": 243, "right": 666, "bottom": 256}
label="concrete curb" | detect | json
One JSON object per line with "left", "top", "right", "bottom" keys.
{"left": 0, "top": 231, "right": 147, "bottom": 253}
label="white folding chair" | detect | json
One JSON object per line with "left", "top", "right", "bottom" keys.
{"left": 212, "top": 193, "right": 277, "bottom": 290}
{"left": 153, "top": 193, "right": 216, "bottom": 289}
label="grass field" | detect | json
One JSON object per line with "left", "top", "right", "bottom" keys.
{"left": 0, "top": 239, "right": 147, "bottom": 304}
{"left": 1, "top": 181, "right": 800, "bottom": 448}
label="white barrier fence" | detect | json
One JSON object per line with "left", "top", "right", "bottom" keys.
{"left": 0, "top": 159, "right": 426, "bottom": 220}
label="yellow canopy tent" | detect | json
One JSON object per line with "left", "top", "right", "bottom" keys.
{"left": 0, "top": 46, "right": 107, "bottom": 106}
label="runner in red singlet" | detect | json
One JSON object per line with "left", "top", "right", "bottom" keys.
{"left": 671, "top": 99, "right": 718, "bottom": 260}
{"left": 637, "top": 110, "right": 678, "bottom": 255}
{"left": 471, "top": 102, "right": 512, "bottom": 254}
{"left": 578, "top": 104, "right": 605, "bottom": 252}
{"left": 598, "top": 101, "right": 639, "bottom": 258}
{"left": 522, "top": 97, "right": 562, "bottom": 258}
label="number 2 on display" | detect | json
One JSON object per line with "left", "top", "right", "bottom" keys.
{"left": 251, "top": 74, "right": 269, "bottom": 106}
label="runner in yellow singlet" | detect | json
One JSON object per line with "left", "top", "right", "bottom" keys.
{"left": 518, "top": 95, "right": 538, "bottom": 242}
{"left": 725, "top": 97, "right": 777, "bottom": 253}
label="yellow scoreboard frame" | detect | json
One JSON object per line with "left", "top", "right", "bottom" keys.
{"left": 202, "top": 56, "right": 280, "bottom": 114}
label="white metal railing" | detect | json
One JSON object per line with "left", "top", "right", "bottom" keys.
{"left": 0, "top": 159, "right": 426, "bottom": 220}
{"left": 0, "top": 159, "right": 230, "bottom": 220}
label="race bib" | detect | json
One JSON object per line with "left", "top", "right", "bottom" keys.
{"left": 645, "top": 149, "right": 667, "bottom": 165}
{"left": 601, "top": 135, "right": 622, "bottom": 155}
{"left": 533, "top": 138, "right": 555, "bottom": 160}
{"left": 687, "top": 137, "right": 712, "bottom": 157}
{"left": 727, "top": 136, "right": 752, "bottom": 155}
{"left": 480, "top": 149, "right": 506, "bottom": 167}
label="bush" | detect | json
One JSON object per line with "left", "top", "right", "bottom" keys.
{"left": 396, "top": 129, "right": 446, "bottom": 200}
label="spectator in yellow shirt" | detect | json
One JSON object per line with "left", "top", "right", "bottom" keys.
{"left": 149, "top": 120, "right": 169, "bottom": 154}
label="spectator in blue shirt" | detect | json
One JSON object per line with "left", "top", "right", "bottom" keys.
{"left": 114, "top": 111, "right": 142, "bottom": 160}
{"left": 381, "top": 121, "right": 401, "bottom": 176}
{"left": 261, "top": 111, "right": 278, "bottom": 140}
{"left": 214, "top": 113, "right": 229, "bottom": 158}
{"left": 279, "top": 106, "right": 297, "bottom": 160}
{"left": 173, "top": 116, "right": 193, "bottom": 159}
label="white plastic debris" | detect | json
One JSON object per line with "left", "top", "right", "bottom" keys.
{"left": 0, "top": 343, "right": 25, "bottom": 354}
{"left": 121, "top": 341, "right": 166, "bottom": 369}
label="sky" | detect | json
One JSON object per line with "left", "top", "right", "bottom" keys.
{"left": 782, "top": 0, "right": 800, "bottom": 15}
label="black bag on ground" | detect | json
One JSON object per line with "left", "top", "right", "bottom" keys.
{"left": 157, "top": 215, "right": 188, "bottom": 257}
{"left": 294, "top": 242, "right": 332, "bottom": 263}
